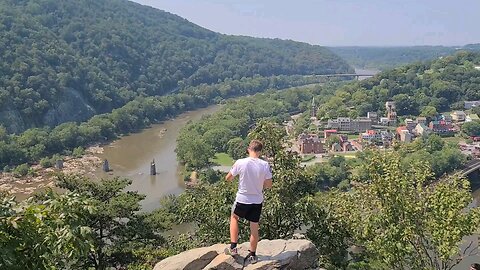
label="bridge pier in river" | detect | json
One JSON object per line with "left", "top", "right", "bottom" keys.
{"left": 150, "top": 159, "right": 156, "bottom": 175}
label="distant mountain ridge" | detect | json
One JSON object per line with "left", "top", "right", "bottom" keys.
{"left": 0, "top": 0, "right": 352, "bottom": 133}
{"left": 329, "top": 44, "right": 480, "bottom": 70}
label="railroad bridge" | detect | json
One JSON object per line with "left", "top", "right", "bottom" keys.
{"left": 306, "top": 73, "right": 376, "bottom": 80}
{"left": 462, "top": 159, "right": 480, "bottom": 189}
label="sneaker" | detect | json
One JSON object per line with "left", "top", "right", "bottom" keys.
{"left": 224, "top": 247, "right": 238, "bottom": 256}
{"left": 245, "top": 253, "right": 258, "bottom": 264}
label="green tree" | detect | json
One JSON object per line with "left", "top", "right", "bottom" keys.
{"left": 462, "top": 121, "right": 480, "bottom": 136}
{"left": 306, "top": 160, "right": 349, "bottom": 190}
{"left": 393, "top": 94, "right": 418, "bottom": 116}
{"left": 303, "top": 194, "right": 350, "bottom": 269}
{"left": 13, "top": 163, "right": 30, "bottom": 178}
{"left": 203, "top": 127, "right": 233, "bottom": 152}
{"left": 472, "top": 106, "right": 480, "bottom": 116}
{"left": 420, "top": 105, "right": 438, "bottom": 118}
{"left": 326, "top": 151, "right": 480, "bottom": 270}
{"left": 226, "top": 137, "right": 247, "bottom": 160}
{"left": 0, "top": 191, "right": 94, "bottom": 270}
{"left": 55, "top": 175, "right": 168, "bottom": 270}
{"left": 175, "top": 136, "right": 214, "bottom": 170}
{"left": 293, "top": 115, "right": 312, "bottom": 136}
{"left": 72, "top": 146, "right": 85, "bottom": 158}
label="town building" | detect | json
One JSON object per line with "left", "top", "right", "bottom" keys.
{"left": 441, "top": 114, "right": 453, "bottom": 122}
{"left": 326, "top": 117, "right": 372, "bottom": 132}
{"left": 380, "top": 131, "right": 394, "bottom": 143}
{"left": 465, "top": 101, "right": 480, "bottom": 109}
{"left": 338, "top": 117, "right": 351, "bottom": 131}
{"left": 367, "top": 112, "right": 378, "bottom": 123}
{"left": 451, "top": 111, "right": 466, "bottom": 122}
{"left": 414, "top": 123, "right": 432, "bottom": 136}
{"left": 351, "top": 140, "right": 363, "bottom": 151}
{"left": 385, "top": 101, "right": 397, "bottom": 124}
{"left": 400, "top": 130, "right": 413, "bottom": 143}
{"left": 405, "top": 118, "right": 416, "bottom": 131}
{"left": 338, "top": 134, "right": 349, "bottom": 144}
{"left": 416, "top": 117, "right": 427, "bottom": 125}
{"left": 331, "top": 143, "right": 342, "bottom": 152}
{"left": 343, "top": 142, "right": 354, "bottom": 152}
{"left": 298, "top": 133, "right": 323, "bottom": 154}
{"left": 396, "top": 126, "right": 413, "bottom": 143}
{"left": 360, "top": 130, "right": 382, "bottom": 142}
{"left": 379, "top": 117, "right": 390, "bottom": 126}
{"left": 351, "top": 117, "right": 373, "bottom": 133}
{"left": 466, "top": 114, "right": 480, "bottom": 122}
{"left": 429, "top": 120, "right": 454, "bottom": 135}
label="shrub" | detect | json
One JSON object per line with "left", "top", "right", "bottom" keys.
{"left": 40, "top": 157, "right": 54, "bottom": 168}
{"left": 13, "top": 164, "right": 30, "bottom": 178}
{"left": 72, "top": 147, "right": 85, "bottom": 158}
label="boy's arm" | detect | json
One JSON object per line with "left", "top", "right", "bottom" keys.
{"left": 263, "top": 163, "right": 273, "bottom": 189}
{"left": 226, "top": 161, "right": 238, "bottom": 182}
{"left": 263, "top": 179, "right": 273, "bottom": 189}
{"left": 225, "top": 172, "right": 235, "bottom": 182}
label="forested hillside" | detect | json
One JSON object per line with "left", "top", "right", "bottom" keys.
{"left": 316, "top": 51, "right": 480, "bottom": 120}
{"left": 329, "top": 45, "right": 480, "bottom": 70}
{"left": 0, "top": 0, "right": 352, "bottom": 133}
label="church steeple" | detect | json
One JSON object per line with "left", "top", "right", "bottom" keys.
{"left": 311, "top": 97, "right": 316, "bottom": 118}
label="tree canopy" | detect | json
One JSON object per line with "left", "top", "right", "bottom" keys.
{"left": 325, "top": 151, "right": 480, "bottom": 270}
{"left": 0, "top": 0, "right": 351, "bottom": 133}
{"left": 316, "top": 51, "right": 480, "bottom": 121}
{"left": 330, "top": 45, "right": 480, "bottom": 70}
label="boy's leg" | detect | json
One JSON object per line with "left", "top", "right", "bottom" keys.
{"left": 230, "top": 214, "right": 239, "bottom": 244}
{"left": 249, "top": 221, "right": 259, "bottom": 252}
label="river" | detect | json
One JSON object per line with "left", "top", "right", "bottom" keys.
{"left": 92, "top": 104, "right": 222, "bottom": 212}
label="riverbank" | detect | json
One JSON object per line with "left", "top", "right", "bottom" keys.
{"left": 0, "top": 146, "right": 104, "bottom": 199}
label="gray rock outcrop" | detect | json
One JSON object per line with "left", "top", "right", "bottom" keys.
{"left": 153, "top": 239, "right": 320, "bottom": 270}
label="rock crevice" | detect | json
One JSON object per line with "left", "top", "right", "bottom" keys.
{"left": 153, "top": 239, "right": 320, "bottom": 270}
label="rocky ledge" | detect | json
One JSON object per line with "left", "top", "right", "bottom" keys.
{"left": 153, "top": 239, "right": 321, "bottom": 270}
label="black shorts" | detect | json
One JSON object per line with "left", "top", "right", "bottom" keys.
{"left": 232, "top": 202, "right": 262, "bottom": 223}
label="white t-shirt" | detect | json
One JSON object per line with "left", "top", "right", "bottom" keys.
{"left": 230, "top": 157, "right": 272, "bottom": 204}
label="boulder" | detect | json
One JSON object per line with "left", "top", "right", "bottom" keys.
{"left": 153, "top": 244, "right": 225, "bottom": 270}
{"left": 153, "top": 239, "right": 319, "bottom": 270}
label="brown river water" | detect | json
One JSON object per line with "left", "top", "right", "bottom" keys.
{"left": 92, "top": 104, "right": 222, "bottom": 212}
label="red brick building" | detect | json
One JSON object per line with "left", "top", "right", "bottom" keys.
{"left": 298, "top": 133, "right": 324, "bottom": 154}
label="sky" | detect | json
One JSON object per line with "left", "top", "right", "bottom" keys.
{"left": 131, "top": 0, "right": 479, "bottom": 47}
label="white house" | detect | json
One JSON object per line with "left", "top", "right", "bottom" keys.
{"left": 451, "top": 111, "right": 466, "bottom": 121}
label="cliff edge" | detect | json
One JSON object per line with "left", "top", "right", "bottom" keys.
{"left": 153, "top": 239, "right": 321, "bottom": 270}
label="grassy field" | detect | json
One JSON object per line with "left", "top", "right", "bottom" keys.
{"left": 347, "top": 134, "right": 359, "bottom": 140}
{"left": 301, "top": 154, "right": 315, "bottom": 162}
{"left": 332, "top": 152, "right": 358, "bottom": 159}
{"left": 211, "top": 153, "right": 235, "bottom": 166}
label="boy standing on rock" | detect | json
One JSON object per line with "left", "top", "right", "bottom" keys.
{"left": 224, "top": 140, "right": 273, "bottom": 264}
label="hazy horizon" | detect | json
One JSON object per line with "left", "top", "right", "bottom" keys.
{"left": 131, "top": 0, "right": 479, "bottom": 47}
